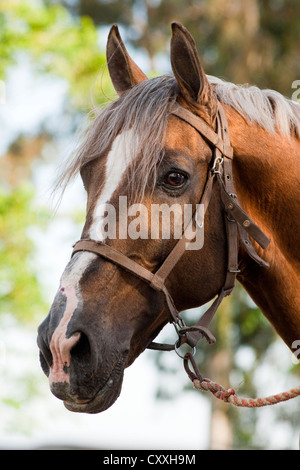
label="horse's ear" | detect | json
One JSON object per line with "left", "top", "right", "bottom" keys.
{"left": 106, "top": 25, "right": 147, "bottom": 95}
{"left": 170, "top": 22, "right": 216, "bottom": 119}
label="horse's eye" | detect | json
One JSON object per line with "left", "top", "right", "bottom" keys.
{"left": 165, "top": 171, "right": 187, "bottom": 187}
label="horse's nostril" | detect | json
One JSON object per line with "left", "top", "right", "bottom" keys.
{"left": 70, "top": 332, "right": 91, "bottom": 363}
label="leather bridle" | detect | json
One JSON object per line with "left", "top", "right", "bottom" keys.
{"left": 72, "top": 103, "right": 270, "bottom": 354}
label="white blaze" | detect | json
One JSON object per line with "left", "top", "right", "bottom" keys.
{"left": 89, "top": 129, "right": 135, "bottom": 241}
{"left": 49, "top": 252, "right": 96, "bottom": 384}
{"left": 49, "top": 130, "right": 135, "bottom": 381}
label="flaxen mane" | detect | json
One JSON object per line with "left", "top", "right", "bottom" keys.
{"left": 56, "top": 75, "right": 300, "bottom": 200}
{"left": 209, "top": 75, "right": 300, "bottom": 138}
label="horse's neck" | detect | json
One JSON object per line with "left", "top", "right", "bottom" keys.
{"left": 226, "top": 105, "right": 300, "bottom": 348}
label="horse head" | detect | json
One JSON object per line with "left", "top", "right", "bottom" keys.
{"left": 37, "top": 23, "right": 269, "bottom": 413}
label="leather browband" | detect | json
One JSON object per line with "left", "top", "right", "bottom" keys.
{"left": 72, "top": 103, "right": 270, "bottom": 353}
{"left": 171, "top": 106, "right": 234, "bottom": 160}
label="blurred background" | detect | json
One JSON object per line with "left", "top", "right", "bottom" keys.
{"left": 0, "top": 0, "right": 299, "bottom": 450}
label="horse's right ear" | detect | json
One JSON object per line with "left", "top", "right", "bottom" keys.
{"left": 106, "top": 25, "right": 147, "bottom": 95}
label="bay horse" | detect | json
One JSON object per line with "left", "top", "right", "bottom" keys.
{"left": 37, "top": 23, "right": 300, "bottom": 413}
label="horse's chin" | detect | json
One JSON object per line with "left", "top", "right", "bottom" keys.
{"left": 64, "top": 383, "right": 122, "bottom": 413}
{"left": 63, "top": 355, "right": 126, "bottom": 414}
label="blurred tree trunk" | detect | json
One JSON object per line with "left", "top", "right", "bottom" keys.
{"left": 206, "top": 295, "right": 234, "bottom": 449}
{"left": 208, "top": 349, "right": 233, "bottom": 449}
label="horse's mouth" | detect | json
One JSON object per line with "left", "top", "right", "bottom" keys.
{"left": 63, "top": 354, "right": 127, "bottom": 414}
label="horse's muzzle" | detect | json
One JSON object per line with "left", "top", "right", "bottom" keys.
{"left": 63, "top": 353, "right": 127, "bottom": 413}
{"left": 37, "top": 309, "right": 129, "bottom": 413}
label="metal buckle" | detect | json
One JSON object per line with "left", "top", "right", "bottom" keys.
{"left": 212, "top": 156, "right": 223, "bottom": 174}
{"left": 173, "top": 317, "right": 185, "bottom": 333}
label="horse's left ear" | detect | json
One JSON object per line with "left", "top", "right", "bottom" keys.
{"left": 170, "top": 22, "right": 217, "bottom": 120}
{"left": 106, "top": 25, "right": 148, "bottom": 95}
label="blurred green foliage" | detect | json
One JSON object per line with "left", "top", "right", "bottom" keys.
{"left": 0, "top": 184, "right": 49, "bottom": 323}
{"left": 0, "top": 0, "right": 112, "bottom": 109}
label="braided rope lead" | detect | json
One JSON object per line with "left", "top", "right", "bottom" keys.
{"left": 183, "top": 353, "right": 300, "bottom": 407}
{"left": 192, "top": 378, "right": 300, "bottom": 408}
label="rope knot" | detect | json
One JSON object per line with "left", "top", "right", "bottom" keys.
{"left": 218, "top": 388, "right": 236, "bottom": 402}
{"left": 193, "top": 378, "right": 236, "bottom": 402}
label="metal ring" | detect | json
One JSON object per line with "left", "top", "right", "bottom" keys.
{"left": 174, "top": 341, "right": 196, "bottom": 359}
